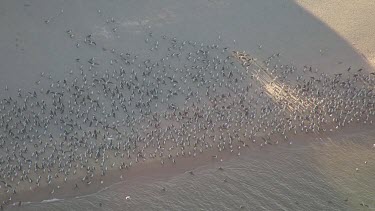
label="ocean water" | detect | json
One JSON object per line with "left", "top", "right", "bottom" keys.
{"left": 8, "top": 130, "right": 375, "bottom": 211}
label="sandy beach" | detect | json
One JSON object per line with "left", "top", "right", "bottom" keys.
{"left": 0, "top": 0, "right": 374, "bottom": 210}
{"left": 296, "top": 0, "right": 375, "bottom": 68}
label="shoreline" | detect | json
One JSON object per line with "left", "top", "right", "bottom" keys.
{"left": 5, "top": 121, "right": 374, "bottom": 209}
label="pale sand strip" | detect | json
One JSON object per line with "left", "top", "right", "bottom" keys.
{"left": 296, "top": 0, "right": 375, "bottom": 68}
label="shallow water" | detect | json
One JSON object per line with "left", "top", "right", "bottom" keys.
{"left": 9, "top": 130, "right": 375, "bottom": 211}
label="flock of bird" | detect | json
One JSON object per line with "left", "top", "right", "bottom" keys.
{"left": 0, "top": 27, "right": 374, "bottom": 208}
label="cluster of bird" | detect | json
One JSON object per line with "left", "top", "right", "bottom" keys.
{"left": 0, "top": 29, "right": 374, "bottom": 207}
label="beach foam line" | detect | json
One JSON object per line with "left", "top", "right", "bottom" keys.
{"left": 74, "top": 180, "right": 125, "bottom": 199}
{"left": 41, "top": 198, "right": 64, "bottom": 203}
{"left": 11, "top": 198, "right": 64, "bottom": 206}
